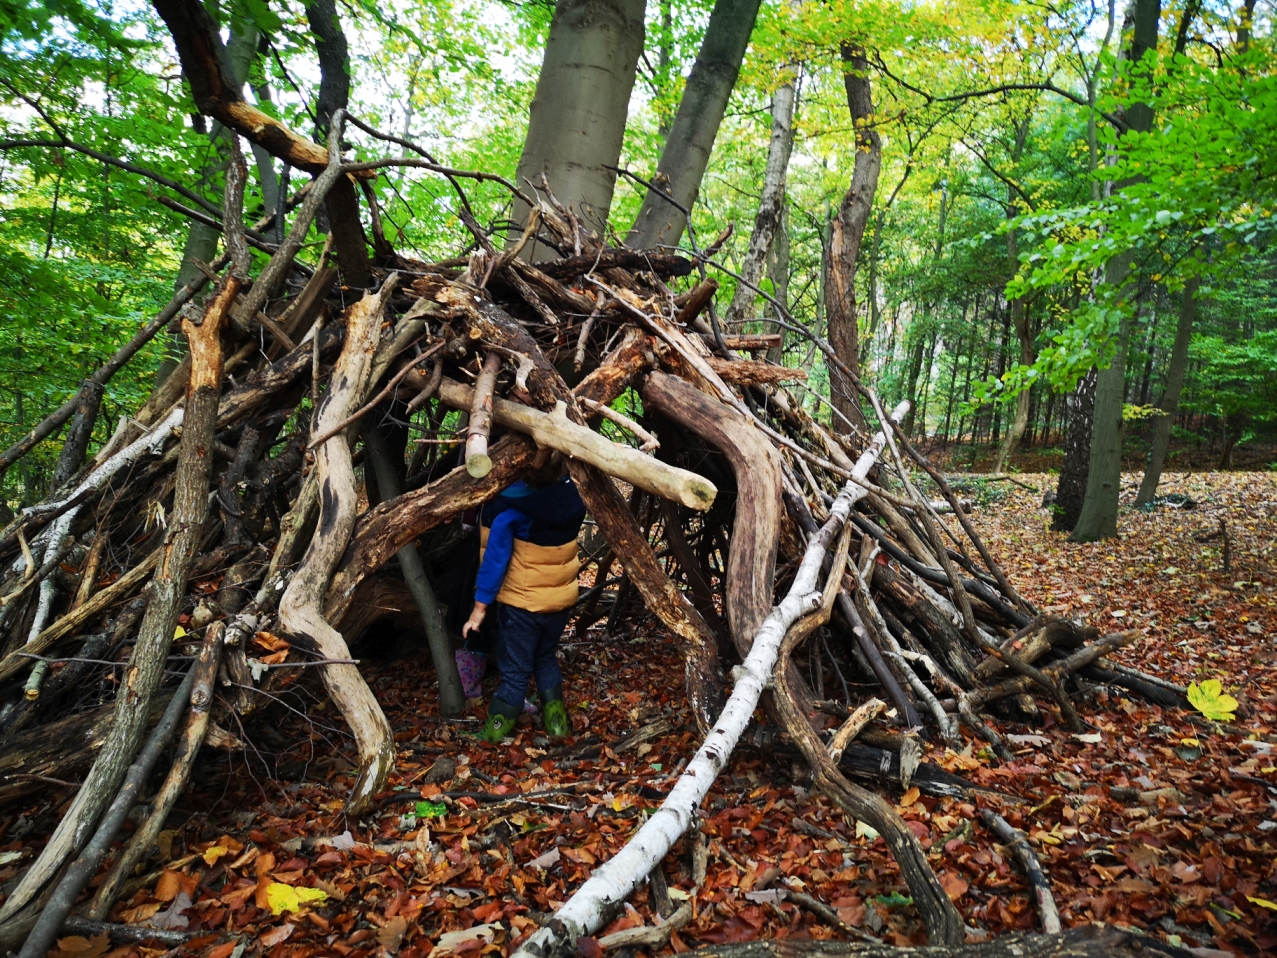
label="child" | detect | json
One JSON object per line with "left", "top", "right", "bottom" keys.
{"left": 462, "top": 454, "right": 585, "bottom": 742}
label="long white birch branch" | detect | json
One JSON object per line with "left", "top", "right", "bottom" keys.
{"left": 509, "top": 400, "right": 910, "bottom": 958}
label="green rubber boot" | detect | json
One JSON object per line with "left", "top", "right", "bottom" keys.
{"left": 479, "top": 709, "right": 518, "bottom": 744}
{"left": 543, "top": 698, "right": 570, "bottom": 739}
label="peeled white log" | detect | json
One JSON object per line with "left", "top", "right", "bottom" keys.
{"left": 436, "top": 378, "right": 716, "bottom": 511}
{"left": 465, "top": 352, "right": 502, "bottom": 478}
{"left": 509, "top": 400, "right": 909, "bottom": 958}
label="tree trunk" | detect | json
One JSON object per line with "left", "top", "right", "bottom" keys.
{"left": 1135, "top": 275, "right": 1198, "bottom": 504}
{"left": 1051, "top": 367, "right": 1096, "bottom": 532}
{"left": 723, "top": 78, "right": 796, "bottom": 326}
{"left": 824, "top": 45, "right": 880, "bottom": 431}
{"left": 1070, "top": 0, "right": 1160, "bottom": 541}
{"left": 513, "top": 0, "right": 646, "bottom": 251}
{"left": 627, "top": 0, "right": 764, "bottom": 250}
{"left": 365, "top": 422, "right": 466, "bottom": 717}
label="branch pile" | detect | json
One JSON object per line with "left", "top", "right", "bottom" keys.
{"left": 0, "top": 119, "right": 1185, "bottom": 955}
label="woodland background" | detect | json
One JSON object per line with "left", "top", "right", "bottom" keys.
{"left": 1, "top": 0, "right": 1274, "bottom": 515}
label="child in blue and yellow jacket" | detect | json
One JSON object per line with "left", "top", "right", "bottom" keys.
{"left": 462, "top": 457, "right": 585, "bottom": 742}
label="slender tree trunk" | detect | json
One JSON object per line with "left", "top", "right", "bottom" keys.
{"left": 994, "top": 212, "right": 1034, "bottom": 473}
{"left": 1053, "top": 368, "right": 1096, "bottom": 532}
{"left": 1135, "top": 275, "right": 1198, "bottom": 505}
{"left": 305, "top": 0, "right": 371, "bottom": 287}
{"left": 724, "top": 75, "right": 797, "bottom": 325}
{"left": 627, "top": 0, "right": 763, "bottom": 250}
{"left": 900, "top": 336, "right": 926, "bottom": 436}
{"left": 824, "top": 44, "right": 880, "bottom": 431}
{"left": 765, "top": 203, "right": 790, "bottom": 364}
{"left": 1069, "top": 0, "right": 1160, "bottom": 541}
{"left": 514, "top": 0, "right": 646, "bottom": 251}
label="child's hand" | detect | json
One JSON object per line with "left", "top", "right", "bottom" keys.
{"left": 462, "top": 602, "right": 488, "bottom": 639}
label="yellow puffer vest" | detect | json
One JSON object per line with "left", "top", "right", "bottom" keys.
{"left": 479, "top": 526, "right": 580, "bottom": 613}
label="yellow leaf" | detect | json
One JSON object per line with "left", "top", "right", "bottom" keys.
{"left": 202, "top": 845, "right": 230, "bottom": 866}
{"left": 1248, "top": 896, "right": 1277, "bottom": 911}
{"left": 1187, "top": 679, "right": 1238, "bottom": 722}
{"left": 174, "top": 626, "right": 187, "bottom": 639}
{"left": 266, "top": 882, "right": 329, "bottom": 916}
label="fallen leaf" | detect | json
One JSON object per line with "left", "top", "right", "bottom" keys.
{"left": 259, "top": 923, "right": 295, "bottom": 949}
{"left": 50, "top": 934, "right": 109, "bottom": 958}
{"left": 148, "top": 890, "right": 192, "bottom": 930}
{"left": 155, "top": 868, "right": 182, "bottom": 902}
{"left": 939, "top": 872, "right": 969, "bottom": 901}
{"left": 527, "top": 847, "right": 560, "bottom": 870}
{"left": 265, "top": 882, "right": 329, "bottom": 915}
{"left": 379, "top": 915, "right": 409, "bottom": 954}
{"left": 433, "top": 922, "right": 502, "bottom": 955}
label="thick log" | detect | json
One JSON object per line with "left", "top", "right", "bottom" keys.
{"left": 698, "top": 333, "right": 782, "bottom": 351}
{"left": 872, "top": 563, "right": 977, "bottom": 688}
{"left": 641, "top": 370, "right": 781, "bottom": 653}
{"left": 537, "top": 250, "right": 693, "bottom": 280}
{"left": 568, "top": 462, "right": 723, "bottom": 732}
{"left": 706, "top": 356, "right": 806, "bottom": 386}
{"left": 436, "top": 378, "right": 717, "bottom": 512}
{"left": 465, "top": 353, "right": 502, "bottom": 478}
{"left": 279, "top": 287, "right": 395, "bottom": 815}
{"left": 677, "top": 925, "right": 1200, "bottom": 958}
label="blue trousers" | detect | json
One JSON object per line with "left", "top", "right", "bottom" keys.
{"left": 492, "top": 604, "right": 568, "bottom": 715}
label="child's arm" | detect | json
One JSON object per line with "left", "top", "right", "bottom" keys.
{"left": 462, "top": 509, "right": 522, "bottom": 637}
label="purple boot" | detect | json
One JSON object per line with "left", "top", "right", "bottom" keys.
{"left": 455, "top": 650, "right": 486, "bottom": 699}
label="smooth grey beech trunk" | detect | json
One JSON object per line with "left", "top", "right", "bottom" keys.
{"left": 626, "top": 0, "right": 763, "bottom": 251}
{"left": 1070, "top": 0, "right": 1160, "bottom": 542}
{"left": 514, "top": 0, "right": 646, "bottom": 255}
{"left": 723, "top": 77, "right": 797, "bottom": 326}
{"left": 1135, "top": 275, "right": 1199, "bottom": 505}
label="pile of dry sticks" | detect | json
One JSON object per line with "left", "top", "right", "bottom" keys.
{"left": 0, "top": 112, "right": 1193, "bottom": 958}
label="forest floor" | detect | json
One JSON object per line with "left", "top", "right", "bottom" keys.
{"left": 20, "top": 472, "right": 1277, "bottom": 958}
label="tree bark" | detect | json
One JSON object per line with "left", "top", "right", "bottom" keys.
{"left": 1135, "top": 275, "right": 1198, "bottom": 504}
{"left": 1051, "top": 368, "right": 1095, "bottom": 532}
{"left": 724, "top": 78, "right": 796, "bottom": 326}
{"left": 627, "top": 0, "right": 764, "bottom": 250}
{"left": 825, "top": 45, "right": 879, "bottom": 431}
{"left": 513, "top": 0, "right": 646, "bottom": 252}
{"left": 278, "top": 287, "right": 395, "bottom": 814}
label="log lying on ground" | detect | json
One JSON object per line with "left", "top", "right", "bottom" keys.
{"left": 677, "top": 925, "right": 1201, "bottom": 958}
{"left": 436, "top": 377, "right": 717, "bottom": 512}
{"left": 509, "top": 403, "right": 906, "bottom": 958}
